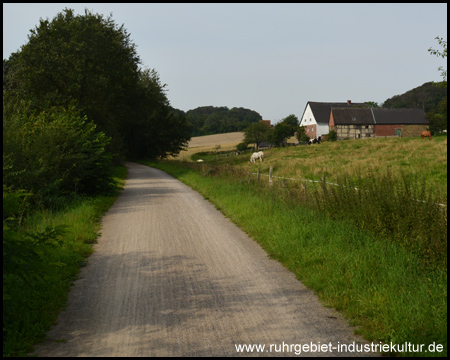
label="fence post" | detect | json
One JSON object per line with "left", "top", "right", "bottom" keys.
{"left": 269, "top": 166, "right": 273, "bottom": 186}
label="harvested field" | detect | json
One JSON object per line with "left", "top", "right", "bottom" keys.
{"left": 171, "top": 132, "right": 245, "bottom": 161}
{"left": 188, "top": 132, "right": 244, "bottom": 148}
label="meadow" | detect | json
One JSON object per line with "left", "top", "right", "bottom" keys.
{"left": 141, "top": 133, "right": 447, "bottom": 357}
{"left": 171, "top": 131, "right": 244, "bottom": 161}
{"left": 208, "top": 135, "right": 447, "bottom": 194}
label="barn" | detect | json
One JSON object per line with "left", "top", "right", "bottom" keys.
{"left": 329, "top": 107, "right": 428, "bottom": 140}
{"left": 299, "top": 100, "right": 367, "bottom": 139}
{"left": 372, "top": 108, "right": 429, "bottom": 137}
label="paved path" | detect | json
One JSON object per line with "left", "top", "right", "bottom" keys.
{"left": 32, "top": 162, "right": 377, "bottom": 357}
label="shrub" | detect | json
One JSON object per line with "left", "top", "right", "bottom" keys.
{"left": 236, "top": 142, "right": 250, "bottom": 152}
{"left": 3, "top": 105, "right": 114, "bottom": 209}
{"left": 328, "top": 130, "right": 337, "bottom": 141}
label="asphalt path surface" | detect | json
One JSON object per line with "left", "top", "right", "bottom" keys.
{"left": 32, "top": 162, "right": 378, "bottom": 357}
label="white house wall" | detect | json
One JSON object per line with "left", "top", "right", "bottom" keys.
{"left": 300, "top": 104, "right": 315, "bottom": 127}
{"left": 317, "top": 123, "right": 329, "bottom": 137}
{"left": 300, "top": 103, "right": 330, "bottom": 138}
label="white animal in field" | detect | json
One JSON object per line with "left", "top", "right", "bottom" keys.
{"left": 250, "top": 151, "right": 264, "bottom": 163}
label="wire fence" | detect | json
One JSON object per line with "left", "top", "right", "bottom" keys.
{"left": 248, "top": 169, "right": 447, "bottom": 208}
{"left": 193, "top": 148, "right": 447, "bottom": 208}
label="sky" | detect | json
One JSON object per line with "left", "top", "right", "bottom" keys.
{"left": 3, "top": 3, "right": 448, "bottom": 124}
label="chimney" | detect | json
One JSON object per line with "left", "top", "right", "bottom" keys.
{"left": 347, "top": 100, "right": 351, "bottom": 105}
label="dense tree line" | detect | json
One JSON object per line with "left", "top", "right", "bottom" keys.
{"left": 183, "top": 106, "right": 263, "bottom": 136}
{"left": 3, "top": 8, "right": 191, "bottom": 207}
{"left": 382, "top": 81, "right": 447, "bottom": 132}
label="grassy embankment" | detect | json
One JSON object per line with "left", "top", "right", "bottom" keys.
{"left": 3, "top": 166, "right": 128, "bottom": 357}
{"left": 140, "top": 135, "right": 447, "bottom": 357}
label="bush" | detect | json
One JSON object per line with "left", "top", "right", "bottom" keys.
{"left": 3, "top": 105, "right": 114, "bottom": 209}
{"left": 328, "top": 130, "right": 337, "bottom": 141}
{"left": 236, "top": 142, "right": 250, "bottom": 152}
{"left": 296, "top": 132, "right": 310, "bottom": 142}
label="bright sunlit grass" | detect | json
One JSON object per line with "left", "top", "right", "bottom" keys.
{"left": 142, "top": 158, "right": 447, "bottom": 357}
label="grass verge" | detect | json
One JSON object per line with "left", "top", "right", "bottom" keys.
{"left": 140, "top": 159, "right": 447, "bottom": 357}
{"left": 3, "top": 165, "right": 128, "bottom": 357}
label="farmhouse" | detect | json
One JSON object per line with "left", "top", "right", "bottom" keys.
{"left": 329, "top": 108, "right": 428, "bottom": 140}
{"left": 299, "top": 100, "right": 367, "bottom": 139}
{"left": 329, "top": 108, "right": 374, "bottom": 139}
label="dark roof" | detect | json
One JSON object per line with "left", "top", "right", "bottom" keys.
{"left": 307, "top": 102, "right": 367, "bottom": 124}
{"left": 331, "top": 108, "right": 374, "bottom": 125}
{"left": 331, "top": 107, "right": 428, "bottom": 125}
{"left": 372, "top": 108, "right": 428, "bottom": 125}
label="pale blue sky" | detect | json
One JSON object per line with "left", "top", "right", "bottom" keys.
{"left": 3, "top": 3, "right": 447, "bottom": 123}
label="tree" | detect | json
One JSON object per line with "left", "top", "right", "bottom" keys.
{"left": 268, "top": 122, "right": 292, "bottom": 147}
{"left": 382, "top": 82, "right": 446, "bottom": 112}
{"left": 428, "top": 36, "right": 447, "bottom": 88}
{"left": 295, "top": 126, "right": 309, "bottom": 142}
{"left": 3, "top": 8, "right": 190, "bottom": 159}
{"left": 185, "top": 106, "right": 262, "bottom": 136}
{"left": 280, "top": 114, "right": 300, "bottom": 129}
{"left": 267, "top": 114, "right": 301, "bottom": 146}
{"left": 426, "top": 96, "right": 447, "bottom": 132}
{"left": 243, "top": 121, "right": 271, "bottom": 149}
{"left": 123, "top": 68, "right": 191, "bottom": 159}
{"left": 364, "top": 101, "right": 380, "bottom": 108}
{"left": 4, "top": 8, "right": 141, "bottom": 153}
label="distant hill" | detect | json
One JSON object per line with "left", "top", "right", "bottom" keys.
{"left": 169, "top": 82, "right": 447, "bottom": 137}
{"left": 382, "top": 82, "right": 447, "bottom": 113}
{"left": 170, "top": 106, "right": 262, "bottom": 137}
{"left": 382, "top": 81, "right": 447, "bottom": 132}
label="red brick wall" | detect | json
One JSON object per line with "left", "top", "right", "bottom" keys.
{"left": 305, "top": 124, "right": 316, "bottom": 138}
{"left": 329, "top": 111, "right": 335, "bottom": 127}
{"left": 374, "top": 125, "right": 399, "bottom": 137}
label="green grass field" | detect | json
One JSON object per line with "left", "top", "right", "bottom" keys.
{"left": 208, "top": 135, "right": 447, "bottom": 196}
{"left": 140, "top": 135, "right": 447, "bottom": 357}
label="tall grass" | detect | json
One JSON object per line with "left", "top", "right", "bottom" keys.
{"left": 312, "top": 170, "right": 447, "bottom": 270}
{"left": 143, "top": 159, "right": 447, "bottom": 357}
{"left": 2, "top": 165, "right": 127, "bottom": 357}
{"left": 212, "top": 136, "right": 448, "bottom": 194}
